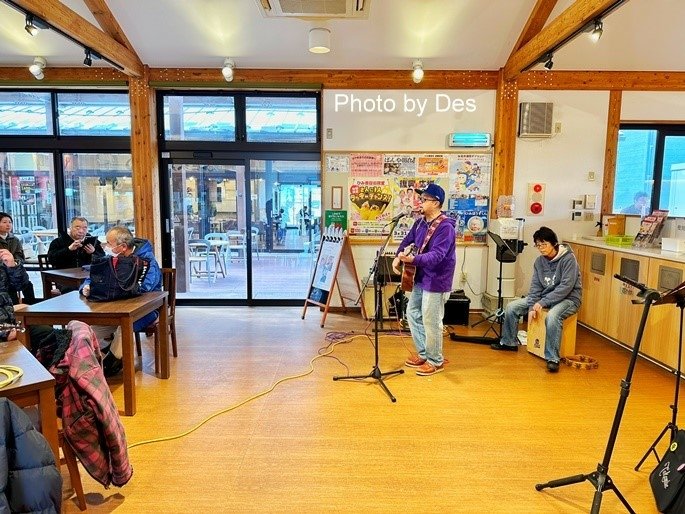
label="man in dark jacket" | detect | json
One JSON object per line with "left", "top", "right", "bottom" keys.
{"left": 491, "top": 226, "right": 582, "bottom": 373}
{"left": 81, "top": 225, "right": 162, "bottom": 375}
{"left": 47, "top": 216, "right": 104, "bottom": 276}
{"left": 393, "top": 184, "right": 456, "bottom": 376}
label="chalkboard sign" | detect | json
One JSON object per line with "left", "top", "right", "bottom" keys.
{"left": 302, "top": 228, "right": 364, "bottom": 327}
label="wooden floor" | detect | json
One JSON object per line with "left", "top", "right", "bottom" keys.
{"left": 61, "top": 308, "right": 676, "bottom": 513}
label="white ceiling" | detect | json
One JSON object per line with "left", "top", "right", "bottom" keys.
{"left": 0, "top": 0, "right": 683, "bottom": 74}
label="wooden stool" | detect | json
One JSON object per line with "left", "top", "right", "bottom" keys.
{"left": 527, "top": 310, "right": 577, "bottom": 360}
{"left": 59, "top": 429, "right": 87, "bottom": 511}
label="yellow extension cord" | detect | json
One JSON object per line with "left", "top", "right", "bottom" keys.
{"left": 127, "top": 331, "right": 407, "bottom": 450}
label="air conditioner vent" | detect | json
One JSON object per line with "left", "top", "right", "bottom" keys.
{"left": 518, "top": 102, "right": 553, "bottom": 138}
{"left": 255, "top": 0, "right": 369, "bottom": 18}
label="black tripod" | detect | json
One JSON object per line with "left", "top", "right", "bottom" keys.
{"left": 451, "top": 231, "right": 523, "bottom": 344}
{"left": 535, "top": 274, "right": 661, "bottom": 514}
{"left": 635, "top": 280, "right": 685, "bottom": 471}
{"left": 334, "top": 221, "right": 404, "bottom": 402}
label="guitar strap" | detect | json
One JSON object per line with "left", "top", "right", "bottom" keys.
{"left": 417, "top": 214, "right": 447, "bottom": 254}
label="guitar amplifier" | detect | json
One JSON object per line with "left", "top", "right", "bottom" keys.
{"left": 443, "top": 291, "right": 470, "bottom": 326}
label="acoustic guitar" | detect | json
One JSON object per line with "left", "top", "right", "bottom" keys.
{"left": 400, "top": 244, "right": 417, "bottom": 292}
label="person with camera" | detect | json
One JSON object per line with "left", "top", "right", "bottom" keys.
{"left": 47, "top": 217, "right": 104, "bottom": 289}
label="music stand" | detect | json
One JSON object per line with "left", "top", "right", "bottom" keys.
{"left": 535, "top": 274, "right": 661, "bottom": 514}
{"left": 450, "top": 230, "right": 523, "bottom": 344}
{"left": 635, "top": 280, "right": 685, "bottom": 470}
{"left": 334, "top": 220, "right": 404, "bottom": 402}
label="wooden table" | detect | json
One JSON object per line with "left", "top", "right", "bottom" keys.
{"left": 40, "top": 267, "right": 90, "bottom": 295}
{"left": 0, "top": 341, "right": 59, "bottom": 462}
{"left": 15, "top": 290, "right": 169, "bottom": 416}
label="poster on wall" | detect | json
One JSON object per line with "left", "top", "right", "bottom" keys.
{"left": 326, "top": 154, "right": 350, "bottom": 173}
{"left": 350, "top": 153, "right": 383, "bottom": 177}
{"left": 348, "top": 178, "right": 393, "bottom": 236}
{"left": 450, "top": 196, "right": 489, "bottom": 243}
{"left": 382, "top": 154, "right": 417, "bottom": 176}
{"left": 391, "top": 176, "right": 449, "bottom": 242}
{"left": 324, "top": 210, "right": 348, "bottom": 231}
{"left": 450, "top": 153, "right": 491, "bottom": 197}
{"left": 417, "top": 154, "right": 449, "bottom": 176}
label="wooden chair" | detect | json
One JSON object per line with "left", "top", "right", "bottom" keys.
{"left": 135, "top": 268, "right": 177, "bottom": 374}
{"left": 38, "top": 253, "right": 61, "bottom": 298}
{"left": 59, "top": 426, "right": 87, "bottom": 511}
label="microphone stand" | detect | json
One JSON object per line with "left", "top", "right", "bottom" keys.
{"left": 335, "top": 216, "right": 405, "bottom": 402}
{"left": 535, "top": 274, "right": 661, "bottom": 514}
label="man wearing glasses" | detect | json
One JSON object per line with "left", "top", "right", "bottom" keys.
{"left": 491, "top": 226, "right": 582, "bottom": 373}
{"left": 392, "top": 184, "right": 456, "bottom": 376}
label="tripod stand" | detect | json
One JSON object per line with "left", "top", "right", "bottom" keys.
{"left": 635, "top": 280, "right": 685, "bottom": 471}
{"left": 535, "top": 274, "right": 661, "bottom": 514}
{"left": 334, "top": 221, "right": 404, "bottom": 402}
{"left": 451, "top": 231, "right": 523, "bottom": 345}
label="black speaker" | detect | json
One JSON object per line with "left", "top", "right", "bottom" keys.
{"left": 443, "top": 292, "right": 470, "bottom": 326}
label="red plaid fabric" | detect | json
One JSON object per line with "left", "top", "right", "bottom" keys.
{"left": 50, "top": 320, "right": 133, "bottom": 488}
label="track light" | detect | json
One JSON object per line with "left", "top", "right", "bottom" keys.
{"left": 221, "top": 58, "right": 235, "bottom": 82}
{"left": 24, "top": 13, "right": 48, "bottom": 36}
{"left": 412, "top": 59, "right": 424, "bottom": 84}
{"left": 309, "top": 28, "right": 331, "bottom": 54}
{"left": 83, "top": 48, "right": 92, "bottom": 67}
{"left": 28, "top": 56, "right": 46, "bottom": 80}
{"left": 589, "top": 19, "right": 603, "bottom": 43}
{"left": 542, "top": 53, "right": 554, "bottom": 70}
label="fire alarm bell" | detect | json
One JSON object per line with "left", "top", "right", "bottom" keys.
{"left": 527, "top": 182, "right": 546, "bottom": 216}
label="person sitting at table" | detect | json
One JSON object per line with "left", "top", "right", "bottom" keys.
{"left": 47, "top": 216, "right": 104, "bottom": 292}
{"left": 80, "top": 225, "right": 162, "bottom": 376}
{"left": 0, "top": 212, "right": 37, "bottom": 304}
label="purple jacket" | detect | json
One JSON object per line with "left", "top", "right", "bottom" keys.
{"left": 397, "top": 214, "right": 456, "bottom": 293}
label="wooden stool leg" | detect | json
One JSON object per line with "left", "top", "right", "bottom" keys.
{"left": 60, "top": 433, "right": 87, "bottom": 511}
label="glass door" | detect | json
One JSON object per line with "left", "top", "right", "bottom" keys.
{"left": 166, "top": 161, "right": 248, "bottom": 300}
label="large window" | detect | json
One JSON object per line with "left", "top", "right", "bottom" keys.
{"left": 613, "top": 125, "right": 685, "bottom": 217}
{"left": 0, "top": 92, "right": 53, "bottom": 136}
{"left": 57, "top": 93, "right": 131, "bottom": 137}
{"left": 162, "top": 95, "right": 236, "bottom": 141}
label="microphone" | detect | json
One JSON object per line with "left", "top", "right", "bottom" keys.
{"left": 614, "top": 274, "right": 647, "bottom": 292}
{"left": 386, "top": 206, "right": 412, "bottom": 225}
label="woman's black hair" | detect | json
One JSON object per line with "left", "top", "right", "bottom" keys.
{"left": 532, "top": 226, "right": 558, "bottom": 247}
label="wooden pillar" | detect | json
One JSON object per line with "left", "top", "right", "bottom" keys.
{"left": 491, "top": 69, "right": 519, "bottom": 219}
{"left": 601, "top": 90, "right": 622, "bottom": 216}
{"left": 129, "top": 65, "right": 161, "bottom": 256}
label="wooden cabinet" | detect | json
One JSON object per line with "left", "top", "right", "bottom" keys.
{"left": 642, "top": 258, "right": 685, "bottom": 369}
{"left": 606, "top": 252, "right": 651, "bottom": 344}
{"left": 579, "top": 247, "right": 614, "bottom": 333}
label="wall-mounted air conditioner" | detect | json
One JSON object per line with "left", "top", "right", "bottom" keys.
{"left": 518, "top": 102, "right": 553, "bottom": 138}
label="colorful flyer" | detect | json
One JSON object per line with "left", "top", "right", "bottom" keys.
{"left": 348, "top": 178, "right": 393, "bottom": 235}
{"left": 383, "top": 154, "right": 418, "bottom": 176}
{"left": 350, "top": 153, "right": 383, "bottom": 177}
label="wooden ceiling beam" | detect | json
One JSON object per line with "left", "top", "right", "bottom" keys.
{"left": 82, "top": 0, "right": 138, "bottom": 54}
{"left": 10, "top": 0, "right": 143, "bottom": 77}
{"left": 504, "top": 0, "right": 628, "bottom": 81}
{"left": 508, "top": 0, "right": 559, "bottom": 60}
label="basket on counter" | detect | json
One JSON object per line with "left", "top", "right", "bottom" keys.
{"left": 605, "top": 235, "right": 635, "bottom": 247}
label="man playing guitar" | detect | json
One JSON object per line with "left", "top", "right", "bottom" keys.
{"left": 392, "top": 184, "right": 456, "bottom": 376}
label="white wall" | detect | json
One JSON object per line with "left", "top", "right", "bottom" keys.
{"left": 323, "top": 89, "right": 495, "bottom": 308}
{"left": 513, "top": 91, "right": 609, "bottom": 294}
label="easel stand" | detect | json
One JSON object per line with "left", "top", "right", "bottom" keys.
{"left": 451, "top": 231, "right": 522, "bottom": 345}
{"left": 535, "top": 274, "right": 661, "bottom": 514}
{"left": 635, "top": 281, "right": 685, "bottom": 471}
{"left": 334, "top": 220, "right": 404, "bottom": 402}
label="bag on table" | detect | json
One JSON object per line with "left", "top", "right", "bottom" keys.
{"left": 650, "top": 429, "right": 685, "bottom": 513}
{"left": 88, "top": 255, "right": 149, "bottom": 302}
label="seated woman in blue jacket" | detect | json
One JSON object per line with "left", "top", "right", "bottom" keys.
{"left": 80, "top": 225, "right": 162, "bottom": 376}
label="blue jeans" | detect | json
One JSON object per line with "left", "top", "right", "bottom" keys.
{"left": 501, "top": 297, "right": 579, "bottom": 362}
{"left": 406, "top": 285, "right": 450, "bottom": 366}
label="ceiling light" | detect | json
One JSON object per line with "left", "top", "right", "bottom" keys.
{"left": 24, "top": 13, "right": 48, "bottom": 36}
{"left": 543, "top": 56, "right": 554, "bottom": 70}
{"left": 412, "top": 59, "right": 424, "bottom": 84}
{"left": 221, "top": 58, "right": 235, "bottom": 82}
{"left": 309, "top": 28, "right": 331, "bottom": 54}
{"left": 589, "top": 19, "right": 603, "bottom": 43}
{"left": 28, "top": 56, "right": 46, "bottom": 80}
{"left": 83, "top": 48, "right": 93, "bottom": 67}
